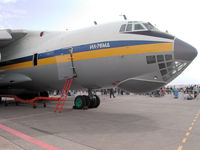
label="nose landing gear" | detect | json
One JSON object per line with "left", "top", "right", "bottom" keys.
{"left": 73, "top": 93, "right": 100, "bottom": 110}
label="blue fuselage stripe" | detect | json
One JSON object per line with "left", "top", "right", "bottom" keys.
{"left": 0, "top": 40, "right": 169, "bottom": 67}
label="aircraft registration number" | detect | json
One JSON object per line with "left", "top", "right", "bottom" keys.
{"left": 90, "top": 42, "right": 110, "bottom": 50}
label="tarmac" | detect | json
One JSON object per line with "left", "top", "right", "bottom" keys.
{"left": 0, "top": 93, "right": 200, "bottom": 150}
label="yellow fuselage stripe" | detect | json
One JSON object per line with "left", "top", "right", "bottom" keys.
{"left": 1, "top": 43, "right": 173, "bottom": 71}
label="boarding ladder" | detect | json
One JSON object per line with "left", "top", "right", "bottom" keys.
{"left": 54, "top": 78, "right": 73, "bottom": 112}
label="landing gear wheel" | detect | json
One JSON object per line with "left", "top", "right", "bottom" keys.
{"left": 89, "top": 98, "right": 95, "bottom": 108}
{"left": 89, "top": 95, "right": 100, "bottom": 108}
{"left": 73, "top": 94, "right": 100, "bottom": 110}
{"left": 83, "top": 95, "right": 90, "bottom": 109}
{"left": 74, "top": 96, "right": 86, "bottom": 109}
{"left": 94, "top": 95, "right": 100, "bottom": 108}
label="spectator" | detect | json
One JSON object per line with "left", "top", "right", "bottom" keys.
{"left": 109, "top": 88, "right": 115, "bottom": 98}
{"left": 193, "top": 86, "right": 198, "bottom": 98}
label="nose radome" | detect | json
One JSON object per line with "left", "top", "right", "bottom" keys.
{"left": 174, "top": 38, "right": 198, "bottom": 61}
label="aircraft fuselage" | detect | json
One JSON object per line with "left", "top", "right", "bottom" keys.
{"left": 0, "top": 21, "right": 197, "bottom": 96}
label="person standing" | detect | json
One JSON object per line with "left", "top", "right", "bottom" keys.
{"left": 193, "top": 86, "right": 198, "bottom": 98}
{"left": 174, "top": 88, "right": 179, "bottom": 99}
{"left": 109, "top": 88, "right": 115, "bottom": 98}
{"left": 161, "top": 88, "right": 165, "bottom": 96}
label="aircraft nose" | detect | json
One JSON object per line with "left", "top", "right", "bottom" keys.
{"left": 174, "top": 38, "right": 198, "bottom": 61}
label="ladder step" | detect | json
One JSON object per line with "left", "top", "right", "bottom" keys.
{"left": 54, "top": 78, "right": 73, "bottom": 112}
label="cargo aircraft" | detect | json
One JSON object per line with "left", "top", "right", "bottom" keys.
{"left": 0, "top": 21, "right": 197, "bottom": 109}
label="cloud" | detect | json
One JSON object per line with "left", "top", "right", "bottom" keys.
{"left": 0, "top": 0, "right": 17, "bottom": 3}
{"left": 0, "top": 2, "right": 26, "bottom": 29}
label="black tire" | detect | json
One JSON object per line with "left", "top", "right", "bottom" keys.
{"left": 89, "top": 95, "right": 100, "bottom": 108}
{"left": 74, "top": 96, "right": 86, "bottom": 109}
{"left": 88, "top": 98, "right": 95, "bottom": 108}
{"left": 83, "top": 95, "right": 90, "bottom": 108}
{"left": 94, "top": 95, "right": 100, "bottom": 108}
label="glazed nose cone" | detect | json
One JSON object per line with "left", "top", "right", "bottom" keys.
{"left": 174, "top": 38, "right": 198, "bottom": 61}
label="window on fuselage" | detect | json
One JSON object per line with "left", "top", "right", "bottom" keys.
{"left": 158, "top": 63, "right": 166, "bottom": 69}
{"left": 120, "top": 24, "right": 126, "bottom": 32}
{"left": 165, "top": 54, "right": 172, "bottom": 61}
{"left": 146, "top": 55, "right": 156, "bottom": 64}
{"left": 157, "top": 55, "right": 164, "bottom": 62}
{"left": 160, "top": 69, "right": 167, "bottom": 76}
{"left": 166, "top": 62, "right": 173, "bottom": 67}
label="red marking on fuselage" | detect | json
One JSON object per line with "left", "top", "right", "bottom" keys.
{"left": 40, "top": 32, "right": 44, "bottom": 37}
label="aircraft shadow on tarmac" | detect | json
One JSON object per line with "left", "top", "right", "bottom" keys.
{"left": 0, "top": 101, "right": 160, "bottom": 135}
{"left": 24, "top": 111, "right": 159, "bottom": 135}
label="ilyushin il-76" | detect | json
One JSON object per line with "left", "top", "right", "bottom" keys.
{"left": 0, "top": 21, "right": 197, "bottom": 109}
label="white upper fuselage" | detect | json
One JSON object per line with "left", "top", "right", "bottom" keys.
{"left": 2, "top": 21, "right": 173, "bottom": 61}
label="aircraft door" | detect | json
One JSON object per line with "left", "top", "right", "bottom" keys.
{"left": 56, "top": 47, "right": 77, "bottom": 80}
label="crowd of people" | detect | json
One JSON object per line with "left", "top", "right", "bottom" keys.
{"left": 147, "top": 85, "right": 200, "bottom": 100}
{"left": 54, "top": 88, "right": 129, "bottom": 99}
{"left": 100, "top": 88, "right": 129, "bottom": 98}
{"left": 53, "top": 85, "right": 200, "bottom": 100}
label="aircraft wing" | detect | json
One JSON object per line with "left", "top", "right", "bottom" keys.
{"left": 0, "top": 30, "right": 29, "bottom": 87}
{"left": 0, "top": 29, "right": 27, "bottom": 48}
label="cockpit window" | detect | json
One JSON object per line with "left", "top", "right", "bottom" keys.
{"left": 120, "top": 24, "right": 126, "bottom": 32}
{"left": 119, "top": 22, "right": 146, "bottom": 33}
{"left": 134, "top": 24, "right": 144, "bottom": 30}
{"left": 119, "top": 21, "right": 158, "bottom": 33}
{"left": 126, "top": 24, "right": 132, "bottom": 32}
{"left": 143, "top": 23, "right": 158, "bottom": 31}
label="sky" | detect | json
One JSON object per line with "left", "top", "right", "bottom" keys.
{"left": 0, "top": 0, "right": 199, "bottom": 85}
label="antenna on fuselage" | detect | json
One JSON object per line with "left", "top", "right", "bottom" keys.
{"left": 94, "top": 21, "right": 98, "bottom": 25}
{"left": 120, "top": 14, "right": 127, "bottom": 20}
